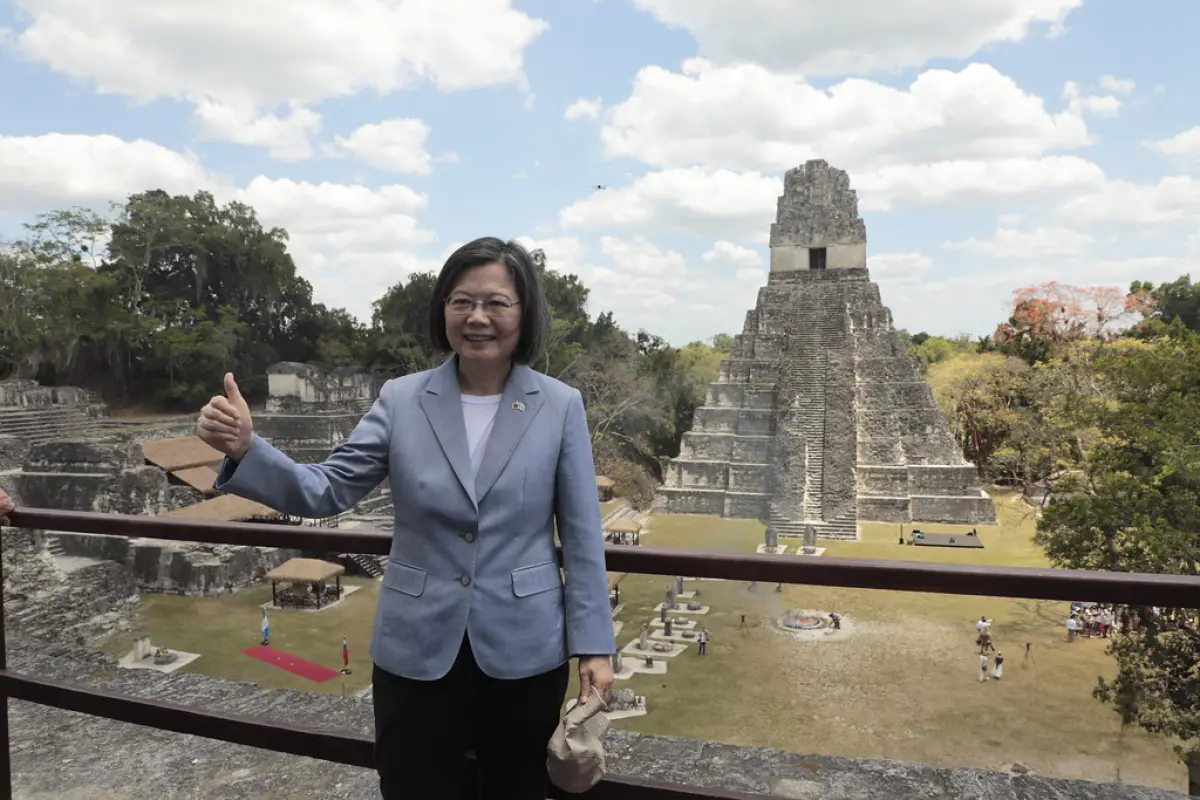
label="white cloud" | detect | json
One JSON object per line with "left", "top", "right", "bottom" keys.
{"left": 866, "top": 252, "right": 934, "bottom": 285}
{"left": 1146, "top": 126, "right": 1200, "bottom": 162}
{"left": 519, "top": 234, "right": 761, "bottom": 343}
{"left": 631, "top": 0, "right": 1081, "bottom": 75}
{"left": 1062, "top": 80, "right": 1122, "bottom": 118}
{"left": 1062, "top": 176, "right": 1200, "bottom": 225}
{"left": 326, "top": 118, "right": 443, "bottom": 175}
{"left": 192, "top": 100, "right": 322, "bottom": 161}
{"left": 232, "top": 177, "right": 438, "bottom": 323}
{"left": 0, "top": 133, "right": 215, "bottom": 214}
{"left": 855, "top": 157, "right": 1106, "bottom": 211}
{"left": 0, "top": 130, "right": 440, "bottom": 326}
{"left": 1099, "top": 75, "right": 1136, "bottom": 94}
{"left": 702, "top": 240, "right": 763, "bottom": 268}
{"left": 8, "top": 0, "right": 547, "bottom": 147}
{"left": 942, "top": 225, "right": 1096, "bottom": 259}
{"left": 564, "top": 98, "right": 603, "bottom": 121}
{"left": 602, "top": 61, "right": 1093, "bottom": 174}
{"left": 559, "top": 167, "right": 779, "bottom": 241}
{"left": 559, "top": 158, "right": 1106, "bottom": 241}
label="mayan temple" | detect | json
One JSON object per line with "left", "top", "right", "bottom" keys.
{"left": 659, "top": 160, "right": 996, "bottom": 539}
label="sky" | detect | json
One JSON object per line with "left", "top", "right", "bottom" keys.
{"left": 1, "top": 0, "right": 1198, "bottom": 346}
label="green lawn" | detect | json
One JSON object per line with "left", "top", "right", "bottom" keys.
{"left": 579, "top": 491, "right": 1187, "bottom": 793}
{"left": 101, "top": 491, "right": 1188, "bottom": 792}
{"left": 100, "top": 576, "right": 381, "bottom": 696}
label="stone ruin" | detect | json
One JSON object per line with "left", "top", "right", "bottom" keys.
{"left": 0, "top": 362, "right": 393, "bottom": 596}
{"left": 265, "top": 362, "right": 377, "bottom": 414}
{"left": 659, "top": 160, "right": 996, "bottom": 539}
{"left": 0, "top": 378, "right": 107, "bottom": 481}
{"left": 0, "top": 375, "right": 1189, "bottom": 798}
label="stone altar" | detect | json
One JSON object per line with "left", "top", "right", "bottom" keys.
{"left": 659, "top": 160, "right": 996, "bottom": 537}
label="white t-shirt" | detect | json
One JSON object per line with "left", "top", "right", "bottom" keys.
{"left": 461, "top": 393, "right": 502, "bottom": 477}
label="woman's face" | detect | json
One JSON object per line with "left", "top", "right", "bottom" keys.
{"left": 444, "top": 260, "right": 522, "bottom": 367}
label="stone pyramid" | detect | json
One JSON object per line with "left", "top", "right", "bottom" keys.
{"left": 658, "top": 160, "right": 996, "bottom": 540}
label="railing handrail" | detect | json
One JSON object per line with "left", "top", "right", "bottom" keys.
{"left": 2, "top": 506, "right": 1199, "bottom": 799}
{"left": 7, "top": 508, "right": 1200, "bottom": 606}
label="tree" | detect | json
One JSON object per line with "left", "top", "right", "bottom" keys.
{"left": 1131, "top": 276, "right": 1198, "bottom": 336}
{"left": 926, "top": 353, "right": 1031, "bottom": 477}
{"left": 992, "top": 281, "right": 1147, "bottom": 364}
{"left": 1034, "top": 330, "right": 1200, "bottom": 782}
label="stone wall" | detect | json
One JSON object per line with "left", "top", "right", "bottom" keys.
{"left": 3, "top": 528, "right": 139, "bottom": 646}
{"left": 659, "top": 161, "right": 997, "bottom": 536}
{"left": 264, "top": 362, "right": 377, "bottom": 414}
{"left": 16, "top": 440, "right": 199, "bottom": 516}
{"left": 5, "top": 639, "right": 1187, "bottom": 798}
{"left": 0, "top": 377, "right": 107, "bottom": 447}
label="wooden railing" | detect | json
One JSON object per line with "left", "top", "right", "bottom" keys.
{"left": 2, "top": 508, "right": 1199, "bottom": 799}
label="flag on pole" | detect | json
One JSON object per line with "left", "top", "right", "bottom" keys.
{"left": 261, "top": 607, "right": 270, "bottom": 644}
{"left": 342, "top": 634, "right": 349, "bottom": 667}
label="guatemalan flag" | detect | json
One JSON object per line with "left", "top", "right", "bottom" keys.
{"left": 261, "top": 607, "right": 269, "bottom": 644}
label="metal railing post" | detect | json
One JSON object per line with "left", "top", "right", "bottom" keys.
{"left": 0, "top": 526, "right": 10, "bottom": 800}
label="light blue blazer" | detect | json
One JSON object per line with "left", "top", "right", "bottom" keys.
{"left": 213, "top": 358, "right": 617, "bottom": 681}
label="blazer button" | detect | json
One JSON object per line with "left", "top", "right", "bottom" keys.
{"left": 460, "top": 574, "right": 472, "bottom": 587}
{"left": 463, "top": 532, "right": 475, "bottom": 543}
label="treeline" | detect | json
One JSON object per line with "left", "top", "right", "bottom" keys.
{"left": 904, "top": 279, "right": 1200, "bottom": 769}
{"left": 0, "top": 190, "right": 731, "bottom": 503}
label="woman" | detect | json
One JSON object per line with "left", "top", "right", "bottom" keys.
{"left": 196, "top": 237, "right": 616, "bottom": 799}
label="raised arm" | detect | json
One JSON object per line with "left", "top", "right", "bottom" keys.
{"left": 213, "top": 380, "right": 394, "bottom": 519}
{"left": 555, "top": 389, "right": 617, "bottom": 659}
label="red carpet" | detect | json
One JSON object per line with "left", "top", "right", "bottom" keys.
{"left": 241, "top": 645, "right": 341, "bottom": 683}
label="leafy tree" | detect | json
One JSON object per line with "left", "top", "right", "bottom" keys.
{"left": 926, "top": 353, "right": 1030, "bottom": 476}
{"left": 1034, "top": 330, "right": 1200, "bottom": 781}
{"left": 991, "top": 281, "right": 1146, "bottom": 364}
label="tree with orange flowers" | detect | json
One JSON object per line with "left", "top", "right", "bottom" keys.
{"left": 991, "top": 281, "right": 1155, "bottom": 363}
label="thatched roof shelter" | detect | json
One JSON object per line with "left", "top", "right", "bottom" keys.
{"left": 158, "top": 494, "right": 279, "bottom": 522}
{"left": 596, "top": 476, "right": 615, "bottom": 488}
{"left": 607, "top": 518, "right": 641, "bottom": 534}
{"left": 265, "top": 558, "right": 345, "bottom": 583}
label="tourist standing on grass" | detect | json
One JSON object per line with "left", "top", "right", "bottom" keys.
{"left": 992, "top": 652, "right": 1004, "bottom": 680}
{"left": 195, "top": 238, "right": 616, "bottom": 800}
{"left": 979, "top": 653, "right": 988, "bottom": 682}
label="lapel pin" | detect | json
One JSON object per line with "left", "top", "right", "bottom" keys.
{"left": 512, "top": 401, "right": 525, "bottom": 412}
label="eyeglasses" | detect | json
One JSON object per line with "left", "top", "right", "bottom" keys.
{"left": 445, "top": 294, "right": 520, "bottom": 316}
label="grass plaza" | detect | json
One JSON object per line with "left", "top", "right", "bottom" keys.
{"left": 100, "top": 490, "right": 1188, "bottom": 793}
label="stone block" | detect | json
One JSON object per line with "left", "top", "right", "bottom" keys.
{"left": 724, "top": 492, "right": 769, "bottom": 518}
{"left": 676, "top": 460, "right": 728, "bottom": 490}
{"left": 908, "top": 465, "right": 981, "bottom": 496}
{"left": 728, "top": 463, "right": 771, "bottom": 491}
{"left": 858, "top": 496, "right": 910, "bottom": 522}
{"left": 857, "top": 466, "right": 908, "bottom": 496}
{"left": 731, "top": 435, "right": 773, "bottom": 463}
{"left": 911, "top": 494, "right": 997, "bottom": 525}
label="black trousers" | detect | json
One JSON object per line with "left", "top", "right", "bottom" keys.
{"left": 372, "top": 635, "right": 570, "bottom": 799}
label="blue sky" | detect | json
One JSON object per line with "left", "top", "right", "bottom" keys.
{"left": 1, "top": 0, "right": 1198, "bottom": 345}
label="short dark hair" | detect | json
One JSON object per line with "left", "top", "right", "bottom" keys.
{"left": 429, "top": 237, "right": 552, "bottom": 365}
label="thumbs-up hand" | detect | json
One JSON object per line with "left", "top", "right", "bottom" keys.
{"left": 196, "top": 372, "right": 255, "bottom": 461}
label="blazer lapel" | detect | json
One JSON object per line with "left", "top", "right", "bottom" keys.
{"left": 474, "top": 363, "right": 543, "bottom": 504}
{"left": 418, "top": 358, "right": 477, "bottom": 507}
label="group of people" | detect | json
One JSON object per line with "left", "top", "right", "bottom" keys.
{"left": 975, "top": 616, "right": 1004, "bottom": 681}
{"left": 1065, "top": 605, "right": 1113, "bottom": 641}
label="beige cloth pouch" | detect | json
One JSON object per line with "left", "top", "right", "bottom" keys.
{"left": 546, "top": 686, "right": 610, "bottom": 793}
